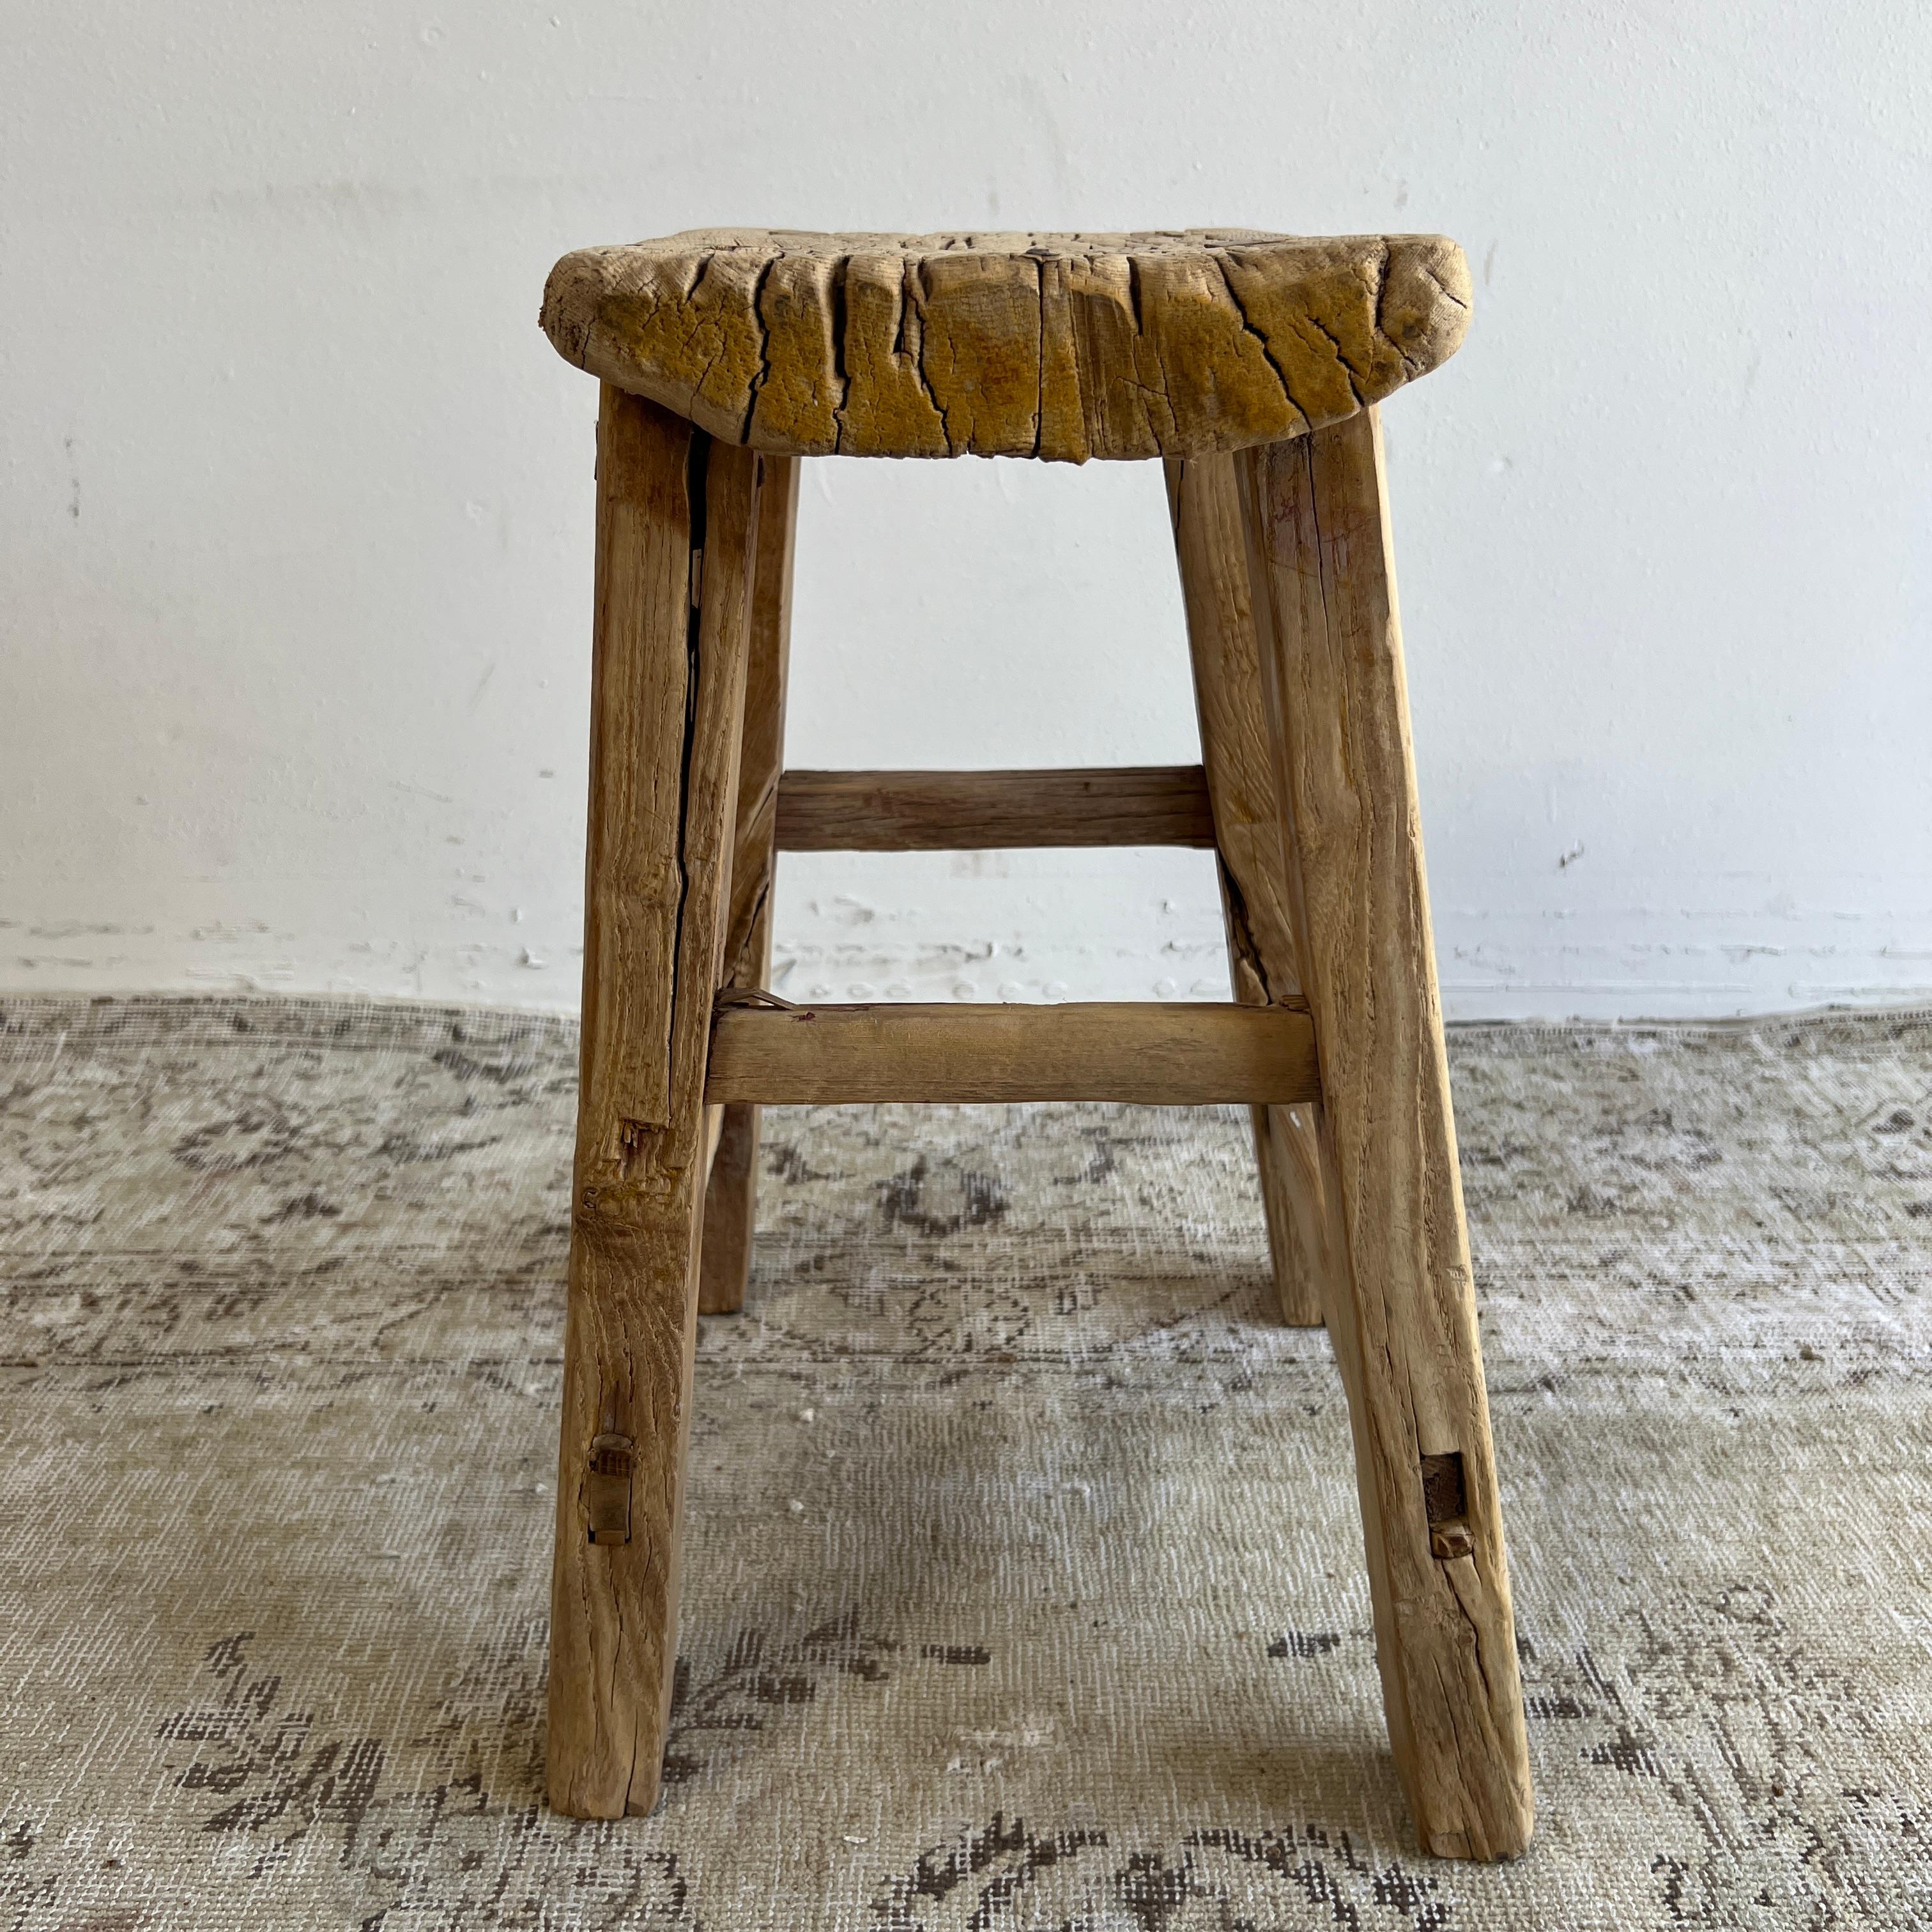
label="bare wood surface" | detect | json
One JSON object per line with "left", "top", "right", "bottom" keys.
{"left": 700, "top": 454, "right": 801, "bottom": 1316}
{"left": 1238, "top": 408, "right": 1533, "bottom": 1859}
{"left": 704, "top": 1001, "right": 1316, "bottom": 1107}
{"left": 775, "top": 766, "right": 1215, "bottom": 851}
{"left": 540, "top": 229, "right": 1471, "bottom": 462}
{"left": 1168, "top": 452, "right": 1334, "bottom": 1328}
{"left": 547, "top": 388, "right": 760, "bottom": 1820}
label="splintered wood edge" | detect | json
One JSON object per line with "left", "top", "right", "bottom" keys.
{"left": 539, "top": 231, "right": 1471, "bottom": 462}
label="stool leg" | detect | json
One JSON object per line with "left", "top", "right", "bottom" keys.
{"left": 1168, "top": 453, "right": 1333, "bottom": 1328}
{"left": 699, "top": 454, "right": 800, "bottom": 1315}
{"left": 1237, "top": 408, "right": 1534, "bottom": 1860}
{"left": 547, "top": 387, "right": 760, "bottom": 1818}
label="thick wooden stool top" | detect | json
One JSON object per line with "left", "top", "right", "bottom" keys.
{"left": 540, "top": 228, "right": 1469, "bottom": 462}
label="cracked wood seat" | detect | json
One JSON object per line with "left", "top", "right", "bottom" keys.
{"left": 532, "top": 221, "right": 1533, "bottom": 1866}
{"left": 539, "top": 227, "right": 1471, "bottom": 461}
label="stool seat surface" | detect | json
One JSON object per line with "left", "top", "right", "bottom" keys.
{"left": 540, "top": 228, "right": 1469, "bottom": 462}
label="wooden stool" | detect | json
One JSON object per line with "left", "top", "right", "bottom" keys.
{"left": 536, "top": 228, "right": 1534, "bottom": 1859}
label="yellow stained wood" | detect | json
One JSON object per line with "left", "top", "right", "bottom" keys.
{"left": 1238, "top": 408, "right": 1533, "bottom": 1859}
{"left": 774, "top": 765, "right": 1215, "bottom": 852}
{"left": 547, "top": 388, "right": 760, "bottom": 1820}
{"left": 540, "top": 229, "right": 1471, "bottom": 462}
{"left": 699, "top": 454, "right": 800, "bottom": 1317}
{"left": 703, "top": 1001, "right": 1317, "bottom": 1107}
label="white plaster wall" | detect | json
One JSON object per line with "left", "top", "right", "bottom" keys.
{"left": 4, "top": 3, "right": 1930, "bottom": 1020}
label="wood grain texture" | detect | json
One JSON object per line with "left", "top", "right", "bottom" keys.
{"left": 540, "top": 229, "right": 1471, "bottom": 463}
{"left": 704, "top": 1002, "right": 1317, "bottom": 1107}
{"left": 775, "top": 766, "right": 1215, "bottom": 851}
{"left": 699, "top": 454, "right": 800, "bottom": 1317}
{"left": 1237, "top": 409, "right": 1533, "bottom": 1859}
{"left": 547, "top": 388, "right": 760, "bottom": 1820}
{"left": 1168, "top": 450, "right": 1342, "bottom": 1329}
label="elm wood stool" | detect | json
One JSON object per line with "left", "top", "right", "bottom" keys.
{"left": 535, "top": 227, "right": 1534, "bottom": 1859}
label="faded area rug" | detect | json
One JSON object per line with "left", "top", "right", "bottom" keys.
{"left": 3, "top": 996, "right": 1930, "bottom": 1930}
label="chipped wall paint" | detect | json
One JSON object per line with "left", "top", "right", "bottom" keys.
{"left": 4, "top": 4, "right": 1931, "bottom": 1022}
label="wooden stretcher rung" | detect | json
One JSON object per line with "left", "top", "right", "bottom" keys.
{"left": 703, "top": 999, "right": 1317, "bottom": 1107}
{"left": 774, "top": 766, "right": 1216, "bottom": 851}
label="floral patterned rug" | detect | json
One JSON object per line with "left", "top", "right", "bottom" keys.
{"left": 2, "top": 995, "right": 1929, "bottom": 1929}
